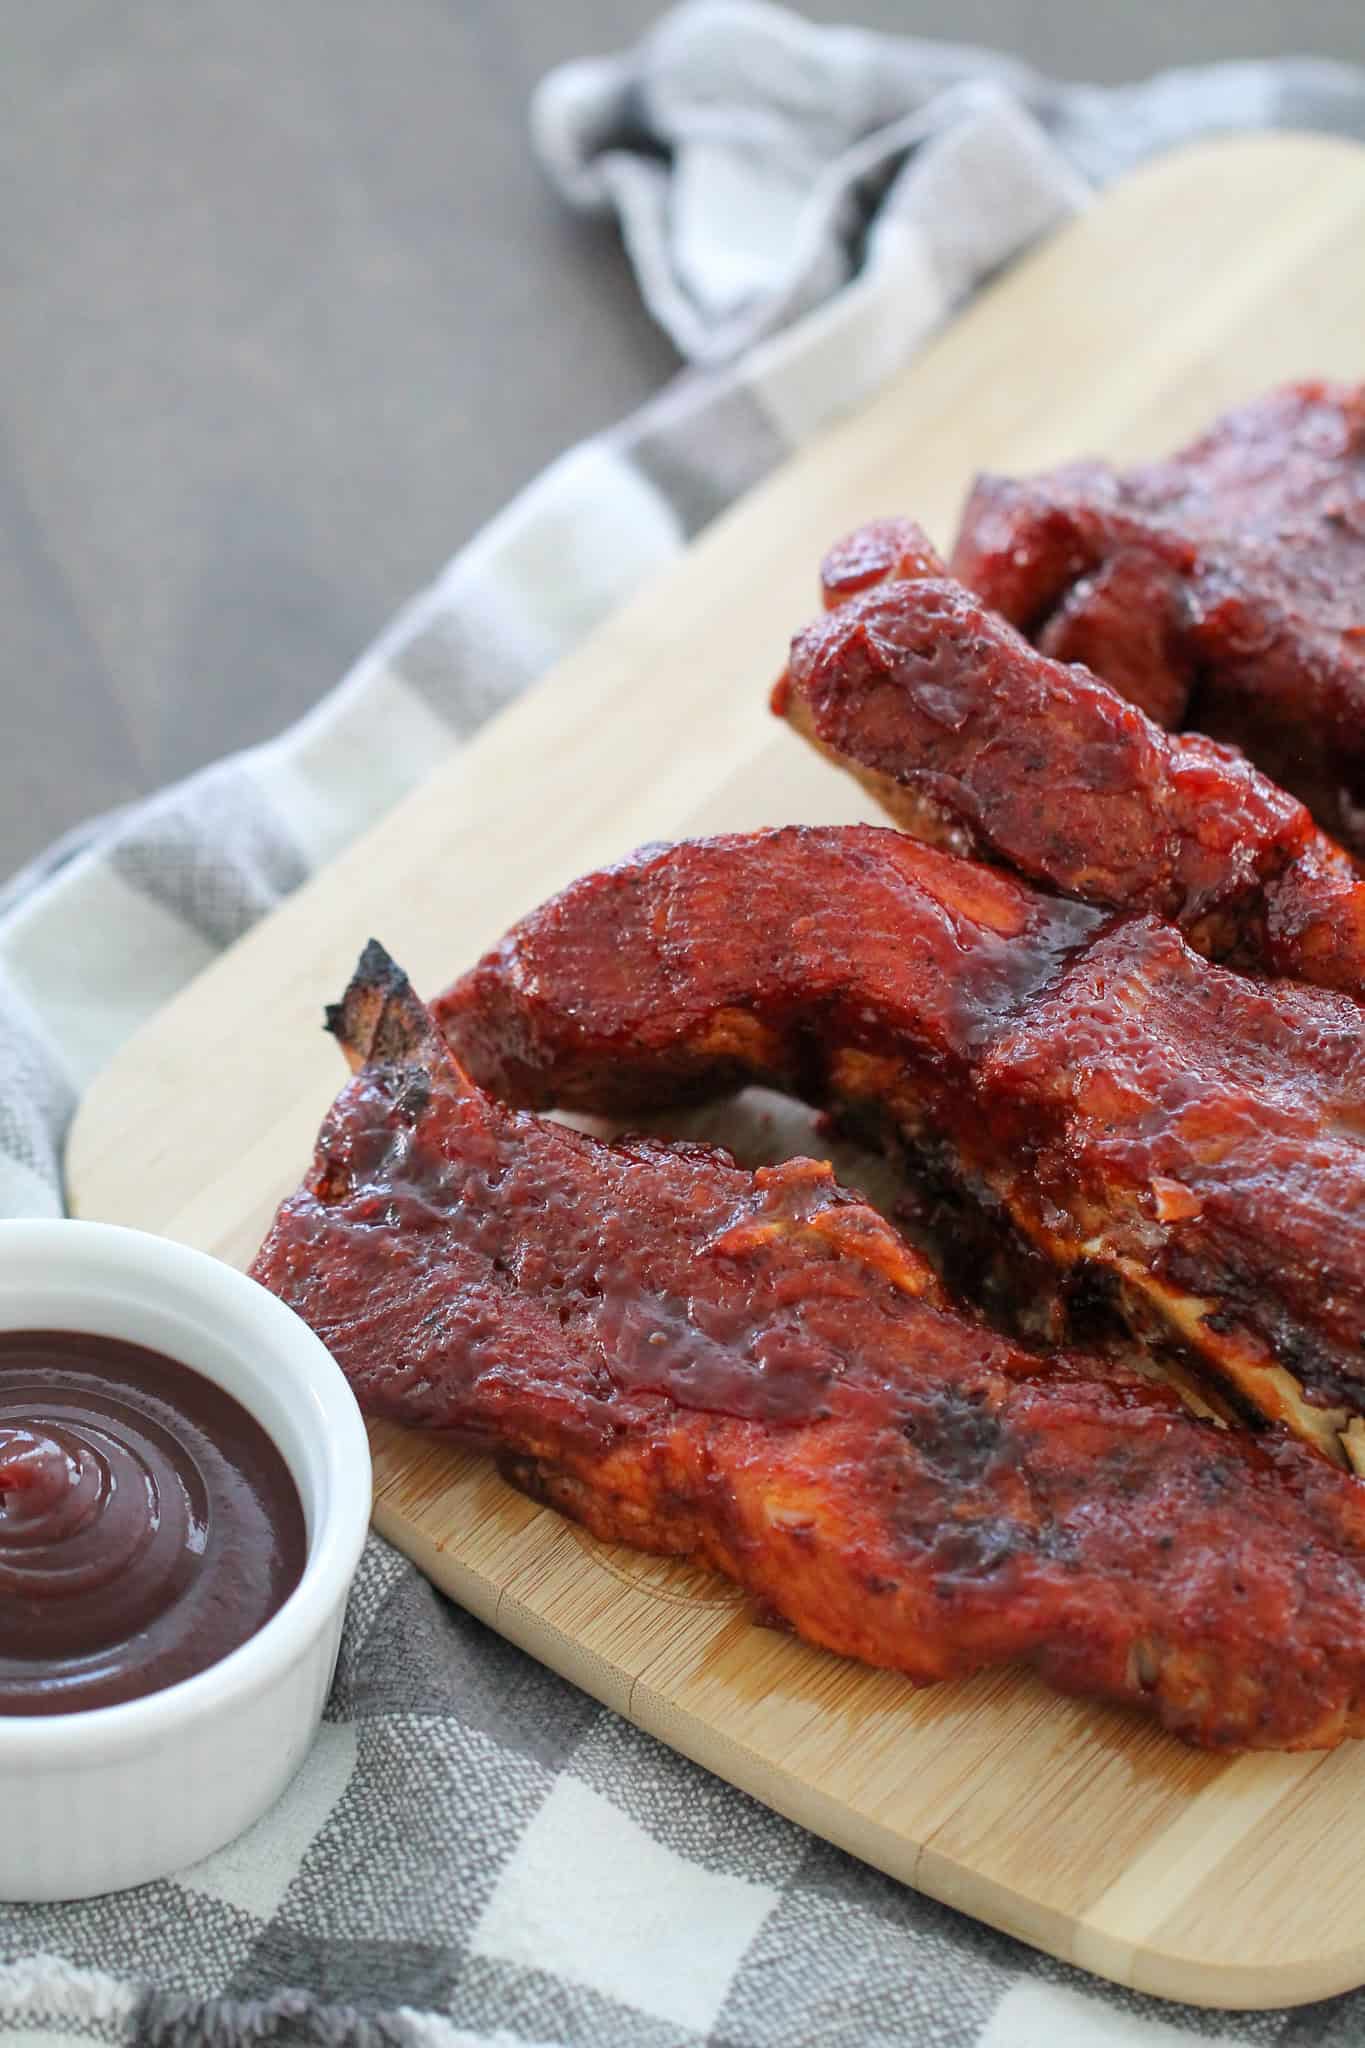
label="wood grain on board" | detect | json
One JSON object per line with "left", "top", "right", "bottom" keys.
{"left": 68, "top": 137, "right": 1365, "bottom": 2008}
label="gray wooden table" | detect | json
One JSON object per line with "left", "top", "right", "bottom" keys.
{"left": 5, "top": 0, "right": 1364, "bottom": 881}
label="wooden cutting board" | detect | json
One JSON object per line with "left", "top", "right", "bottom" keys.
{"left": 68, "top": 134, "right": 1365, "bottom": 2010}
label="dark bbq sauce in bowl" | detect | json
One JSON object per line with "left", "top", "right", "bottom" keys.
{"left": 0, "top": 1331, "right": 306, "bottom": 1714}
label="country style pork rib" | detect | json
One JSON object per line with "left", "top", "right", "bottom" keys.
{"left": 255, "top": 941, "right": 1365, "bottom": 1750}
{"left": 949, "top": 382, "right": 1365, "bottom": 852}
{"left": 436, "top": 827, "right": 1365, "bottom": 1465}
{"left": 773, "top": 519, "right": 1365, "bottom": 999}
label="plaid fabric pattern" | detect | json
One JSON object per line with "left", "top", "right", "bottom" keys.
{"left": 4, "top": 4, "right": 1365, "bottom": 2040}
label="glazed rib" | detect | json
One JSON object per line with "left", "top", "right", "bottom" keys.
{"left": 255, "top": 941, "right": 1365, "bottom": 1750}
{"left": 774, "top": 519, "right": 1365, "bottom": 999}
{"left": 436, "top": 827, "right": 1365, "bottom": 1464}
{"left": 950, "top": 382, "right": 1365, "bottom": 852}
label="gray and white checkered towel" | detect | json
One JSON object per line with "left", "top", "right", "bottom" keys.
{"left": 5, "top": 4, "right": 1365, "bottom": 2042}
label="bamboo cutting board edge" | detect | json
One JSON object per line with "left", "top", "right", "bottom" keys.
{"left": 364, "top": 1422, "right": 1365, "bottom": 2012}
{"left": 66, "top": 133, "right": 1365, "bottom": 2011}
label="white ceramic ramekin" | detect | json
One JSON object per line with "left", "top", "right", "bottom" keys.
{"left": 0, "top": 1218, "right": 371, "bottom": 1901}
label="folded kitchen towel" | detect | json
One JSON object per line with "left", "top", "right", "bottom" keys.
{"left": 3, "top": 4, "right": 1365, "bottom": 2042}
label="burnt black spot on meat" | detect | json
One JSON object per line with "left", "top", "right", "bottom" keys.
{"left": 900, "top": 1385, "right": 1006, "bottom": 1482}
{"left": 1036, "top": 1522, "right": 1081, "bottom": 1567}
{"left": 934, "top": 1516, "right": 1029, "bottom": 1575}
{"left": 1200, "top": 1462, "right": 1236, "bottom": 1505}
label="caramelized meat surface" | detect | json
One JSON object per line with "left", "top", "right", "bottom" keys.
{"left": 437, "top": 827, "right": 1365, "bottom": 1462}
{"left": 775, "top": 519, "right": 1365, "bottom": 998}
{"left": 950, "top": 382, "right": 1365, "bottom": 851}
{"left": 254, "top": 942, "right": 1365, "bottom": 1750}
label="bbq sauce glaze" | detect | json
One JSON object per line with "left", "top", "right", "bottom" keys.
{"left": 0, "top": 1331, "right": 306, "bottom": 1714}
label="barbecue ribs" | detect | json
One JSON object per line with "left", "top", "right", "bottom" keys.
{"left": 774, "top": 519, "right": 1365, "bottom": 999}
{"left": 253, "top": 941, "right": 1365, "bottom": 1750}
{"left": 436, "top": 827, "right": 1365, "bottom": 1465}
{"left": 950, "top": 382, "right": 1365, "bottom": 851}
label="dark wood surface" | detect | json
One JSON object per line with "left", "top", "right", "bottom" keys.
{"left": 6, "top": 0, "right": 1364, "bottom": 883}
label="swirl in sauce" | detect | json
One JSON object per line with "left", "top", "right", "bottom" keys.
{"left": 0, "top": 1331, "right": 306, "bottom": 1714}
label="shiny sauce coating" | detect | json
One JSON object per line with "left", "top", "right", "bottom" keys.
{"left": 0, "top": 1332, "right": 306, "bottom": 1714}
